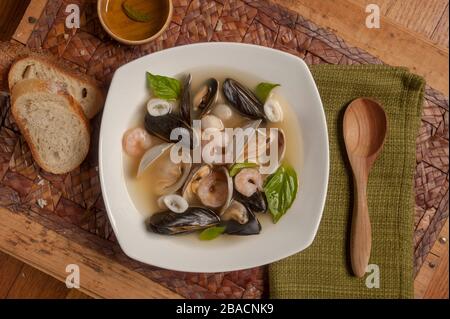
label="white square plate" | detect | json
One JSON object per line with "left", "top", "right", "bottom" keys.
{"left": 99, "top": 43, "right": 329, "bottom": 272}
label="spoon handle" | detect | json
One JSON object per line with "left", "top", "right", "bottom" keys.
{"left": 350, "top": 177, "right": 372, "bottom": 278}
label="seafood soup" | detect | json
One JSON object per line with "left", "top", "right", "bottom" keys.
{"left": 123, "top": 67, "right": 302, "bottom": 240}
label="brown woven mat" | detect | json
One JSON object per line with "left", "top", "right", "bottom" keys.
{"left": 0, "top": 0, "right": 448, "bottom": 298}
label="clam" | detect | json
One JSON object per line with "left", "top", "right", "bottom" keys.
{"left": 223, "top": 202, "right": 261, "bottom": 236}
{"left": 193, "top": 78, "right": 219, "bottom": 116}
{"left": 258, "top": 128, "right": 286, "bottom": 175}
{"left": 223, "top": 79, "right": 266, "bottom": 120}
{"left": 137, "top": 142, "right": 172, "bottom": 177}
{"left": 147, "top": 207, "right": 220, "bottom": 235}
{"left": 144, "top": 112, "right": 196, "bottom": 149}
{"left": 182, "top": 165, "right": 232, "bottom": 211}
{"left": 180, "top": 74, "right": 192, "bottom": 124}
{"left": 138, "top": 143, "right": 192, "bottom": 195}
{"left": 182, "top": 164, "right": 212, "bottom": 205}
{"left": 237, "top": 128, "right": 286, "bottom": 174}
{"left": 234, "top": 119, "right": 262, "bottom": 163}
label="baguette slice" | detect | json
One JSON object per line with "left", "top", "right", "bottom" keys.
{"left": 8, "top": 55, "right": 104, "bottom": 119}
{"left": 11, "top": 79, "right": 90, "bottom": 174}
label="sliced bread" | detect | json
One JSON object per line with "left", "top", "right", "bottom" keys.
{"left": 11, "top": 79, "right": 90, "bottom": 174}
{"left": 8, "top": 55, "right": 104, "bottom": 119}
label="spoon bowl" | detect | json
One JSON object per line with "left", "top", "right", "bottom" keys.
{"left": 343, "top": 98, "right": 387, "bottom": 278}
{"left": 344, "top": 99, "right": 387, "bottom": 158}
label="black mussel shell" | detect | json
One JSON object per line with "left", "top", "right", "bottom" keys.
{"left": 222, "top": 78, "right": 266, "bottom": 120}
{"left": 144, "top": 112, "right": 195, "bottom": 149}
{"left": 234, "top": 190, "right": 267, "bottom": 213}
{"left": 224, "top": 206, "right": 261, "bottom": 236}
{"left": 198, "top": 78, "right": 219, "bottom": 116}
{"left": 147, "top": 207, "right": 220, "bottom": 235}
{"left": 180, "top": 74, "right": 192, "bottom": 124}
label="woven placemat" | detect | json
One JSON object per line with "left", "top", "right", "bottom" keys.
{"left": 0, "top": 0, "right": 448, "bottom": 298}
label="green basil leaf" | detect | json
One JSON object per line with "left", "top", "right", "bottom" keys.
{"left": 199, "top": 226, "right": 226, "bottom": 241}
{"left": 255, "top": 82, "right": 280, "bottom": 103}
{"left": 263, "top": 164, "right": 298, "bottom": 223}
{"left": 122, "top": 1, "right": 151, "bottom": 22}
{"left": 146, "top": 72, "right": 181, "bottom": 100}
{"left": 229, "top": 162, "right": 258, "bottom": 177}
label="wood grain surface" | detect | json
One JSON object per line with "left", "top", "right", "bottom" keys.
{"left": 277, "top": 0, "right": 449, "bottom": 95}
{"left": 0, "top": 250, "right": 91, "bottom": 298}
{"left": 0, "top": 0, "right": 448, "bottom": 299}
{"left": 351, "top": 0, "right": 449, "bottom": 48}
{"left": 431, "top": 5, "right": 449, "bottom": 47}
{"left": 0, "top": 0, "right": 31, "bottom": 41}
{"left": 0, "top": 208, "right": 183, "bottom": 299}
{"left": 414, "top": 219, "right": 449, "bottom": 299}
{"left": 0, "top": 251, "right": 23, "bottom": 298}
{"left": 11, "top": 0, "right": 48, "bottom": 45}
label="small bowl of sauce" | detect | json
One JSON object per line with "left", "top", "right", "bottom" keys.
{"left": 98, "top": 0, "right": 173, "bottom": 45}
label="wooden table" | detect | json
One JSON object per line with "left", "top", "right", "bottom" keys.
{"left": 0, "top": 0, "right": 448, "bottom": 298}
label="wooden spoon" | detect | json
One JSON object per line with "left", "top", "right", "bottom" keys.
{"left": 343, "top": 98, "right": 387, "bottom": 278}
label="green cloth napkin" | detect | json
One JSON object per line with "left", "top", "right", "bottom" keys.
{"left": 269, "top": 65, "right": 425, "bottom": 299}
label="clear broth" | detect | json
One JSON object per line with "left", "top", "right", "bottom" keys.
{"left": 123, "top": 67, "right": 303, "bottom": 219}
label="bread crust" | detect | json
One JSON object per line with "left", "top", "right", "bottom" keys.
{"left": 11, "top": 79, "right": 90, "bottom": 174}
{"left": 8, "top": 54, "right": 105, "bottom": 118}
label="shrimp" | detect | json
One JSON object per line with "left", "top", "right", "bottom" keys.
{"left": 122, "top": 127, "right": 152, "bottom": 157}
{"left": 234, "top": 168, "right": 263, "bottom": 197}
{"left": 197, "top": 171, "right": 228, "bottom": 208}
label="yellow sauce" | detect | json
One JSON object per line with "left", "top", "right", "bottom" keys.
{"left": 100, "top": 0, "right": 170, "bottom": 41}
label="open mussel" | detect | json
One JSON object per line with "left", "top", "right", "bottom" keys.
{"left": 231, "top": 167, "right": 267, "bottom": 213}
{"left": 233, "top": 190, "right": 267, "bottom": 213}
{"left": 193, "top": 78, "right": 219, "bottom": 116}
{"left": 221, "top": 200, "right": 248, "bottom": 224}
{"left": 221, "top": 200, "right": 261, "bottom": 236}
{"left": 223, "top": 79, "right": 266, "bottom": 120}
{"left": 147, "top": 207, "right": 220, "bottom": 235}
